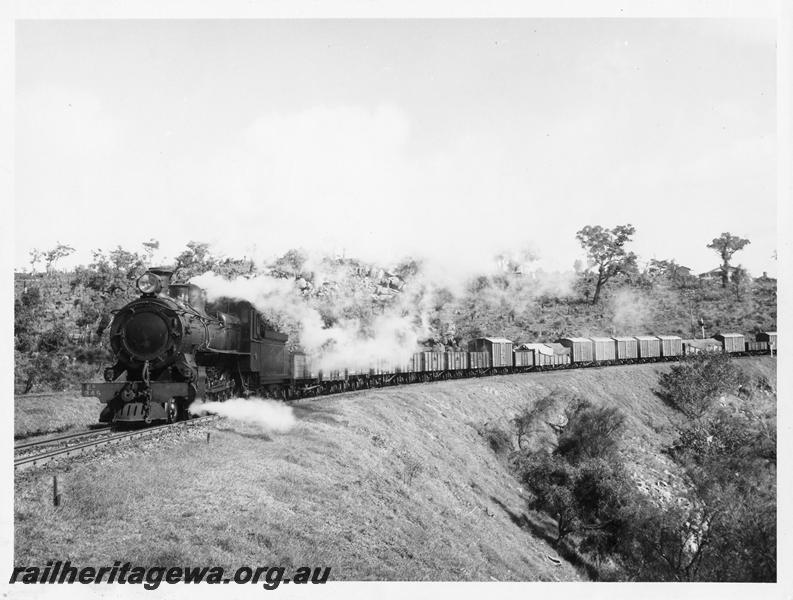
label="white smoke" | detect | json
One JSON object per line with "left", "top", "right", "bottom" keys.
{"left": 609, "top": 288, "right": 652, "bottom": 335}
{"left": 190, "top": 245, "right": 582, "bottom": 368}
{"left": 189, "top": 397, "right": 296, "bottom": 432}
{"left": 466, "top": 266, "right": 575, "bottom": 326}
{"left": 191, "top": 271, "right": 427, "bottom": 371}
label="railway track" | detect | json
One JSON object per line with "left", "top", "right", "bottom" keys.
{"left": 14, "top": 426, "right": 113, "bottom": 450}
{"left": 14, "top": 417, "right": 216, "bottom": 472}
{"left": 15, "top": 352, "right": 771, "bottom": 471}
{"left": 277, "top": 349, "right": 773, "bottom": 400}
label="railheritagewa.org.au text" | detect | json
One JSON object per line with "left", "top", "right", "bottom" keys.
{"left": 9, "top": 561, "right": 331, "bottom": 590}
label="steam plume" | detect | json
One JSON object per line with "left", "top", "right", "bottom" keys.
{"left": 189, "top": 397, "right": 296, "bottom": 432}
{"left": 191, "top": 270, "right": 426, "bottom": 371}
{"left": 609, "top": 289, "right": 652, "bottom": 335}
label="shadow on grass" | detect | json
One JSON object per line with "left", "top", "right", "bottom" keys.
{"left": 291, "top": 403, "right": 348, "bottom": 426}
{"left": 651, "top": 388, "right": 681, "bottom": 414}
{"left": 14, "top": 423, "right": 78, "bottom": 440}
{"left": 215, "top": 428, "right": 273, "bottom": 442}
{"left": 490, "top": 496, "right": 602, "bottom": 581}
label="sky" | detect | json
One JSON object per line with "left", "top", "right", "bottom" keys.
{"left": 14, "top": 19, "right": 778, "bottom": 280}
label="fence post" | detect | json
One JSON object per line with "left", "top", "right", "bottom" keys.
{"left": 53, "top": 475, "right": 61, "bottom": 506}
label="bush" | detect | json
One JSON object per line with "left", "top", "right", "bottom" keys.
{"left": 556, "top": 401, "right": 625, "bottom": 463}
{"left": 506, "top": 357, "right": 775, "bottom": 581}
{"left": 15, "top": 351, "right": 100, "bottom": 394}
{"left": 617, "top": 496, "right": 710, "bottom": 581}
{"left": 693, "top": 477, "right": 776, "bottom": 581}
{"left": 671, "top": 409, "right": 756, "bottom": 471}
{"left": 512, "top": 391, "right": 564, "bottom": 451}
{"left": 514, "top": 395, "right": 629, "bottom": 547}
{"left": 21, "top": 352, "right": 72, "bottom": 392}
{"left": 37, "top": 324, "right": 69, "bottom": 353}
{"left": 519, "top": 451, "right": 634, "bottom": 551}
{"left": 479, "top": 424, "right": 513, "bottom": 459}
{"left": 658, "top": 353, "right": 749, "bottom": 418}
{"left": 519, "top": 452, "right": 581, "bottom": 543}
{"left": 573, "top": 459, "right": 634, "bottom": 556}
{"left": 72, "top": 345, "right": 113, "bottom": 364}
{"left": 663, "top": 399, "right": 777, "bottom": 581}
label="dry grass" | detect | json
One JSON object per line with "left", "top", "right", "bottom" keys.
{"left": 14, "top": 357, "right": 776, "bottom": 581}
{"left": 14, "top": 393, "right": 104, "bottom": 439}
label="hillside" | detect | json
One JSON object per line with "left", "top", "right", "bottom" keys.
{"left": 13, "top": 242, "right": 776, "bottom": 394}
{"left": 15, "top": 357, "right": 775, "bottom": 581}
{"left": 452, "top": 273, "right": 777, "bottom": 344}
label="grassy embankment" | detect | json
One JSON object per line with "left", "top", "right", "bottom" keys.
{"left": 14, "top": 393, "right": 104, "bottom": 439}
{"left": 14, "top": 357, "right": 776, "bottom": 581}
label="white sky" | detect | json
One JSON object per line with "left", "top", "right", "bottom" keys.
{"left": 15, "top": 19, "right": 777, "bottom": 278}
{"left": 3, "top": 8, "right": 793, "bottom": 599}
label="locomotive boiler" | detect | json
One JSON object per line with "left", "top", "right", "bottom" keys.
{"left": 82, "top": 268, "right": 288, "bottom": 424}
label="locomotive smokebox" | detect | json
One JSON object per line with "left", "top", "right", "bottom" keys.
{"left": 109, "top": 295, "right": 186, "bottom": 371}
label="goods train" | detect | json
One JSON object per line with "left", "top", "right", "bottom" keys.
{"left": 82, "top": 268, "right": 778, "bottom": 425}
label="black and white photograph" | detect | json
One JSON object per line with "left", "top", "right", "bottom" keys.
{"left": 3, "top": 2, "right": 790, "bottom": 597}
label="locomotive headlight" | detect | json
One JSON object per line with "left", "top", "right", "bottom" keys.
{"left": 136, "top": 273, "right": 161, "bottom": 295}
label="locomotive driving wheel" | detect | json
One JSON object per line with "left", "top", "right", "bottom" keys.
{"left": 205, "top": 367, "right": 236, "bottom": 402}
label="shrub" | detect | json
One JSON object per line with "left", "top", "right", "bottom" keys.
{"left": 658, "top": 353, "right": 748, "bottom": 418}
{"left": 692, "top": 477, "right": 776, "bottom": 582}
{"left": 37, "top": 324, "right": 69, "bottom": 353}
{"left": 573, "top": 459, "right": 634, "bottom": 555}
{"left": 519, "top": 451, "right": 634, "bottom": 551}
{"left": 512, "top": 391, "right": 563, "bottom": 451}
{"left": 519, "top": 452, "right": 580, "bottom": 543}
{"left": 662, "top": 401, "right": 777, "bottom": 581}
{"left": 15, "top": 350, "right": 99, "bottom": 393}
{"left": 671, "top": 409, "right": 755, "bottom": 470}
{"left": 618, "top": 496, "right": 711, "bottom": 581}
{"left": 480, "top": 424, "right": 513, "bottom": 459}
{"left": 515, "top": 396, "right": 629, "bottom": 547}
{"left": 555, "top": 401, "right": 625, "bottom": 463}
{"left": 508, "top": 356, "right": 775, "bottom": 582}
{"left": 72, "top": 345, "right": 113, "bottom": 364}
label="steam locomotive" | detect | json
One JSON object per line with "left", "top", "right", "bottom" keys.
{"left": 82, "top": 268, "right": 288, "bottom": 424}
{"left": 82, "top": 268, "right": 777, "bottom": 425}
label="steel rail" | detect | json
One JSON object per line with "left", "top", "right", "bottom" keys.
{"left": 14, "top": 417, "right": 215, "bottom": 471}
{"left": 14, "top": 426, "right": 113, "bottom": 450}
